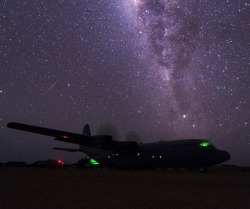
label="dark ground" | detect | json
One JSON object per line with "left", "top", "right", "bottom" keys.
{"left": 0, "top": 167, "right": 249, "bottom": 209}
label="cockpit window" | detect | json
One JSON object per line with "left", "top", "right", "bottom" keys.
{"left": 199, "top": 141, "right": 211, "bottom": 147}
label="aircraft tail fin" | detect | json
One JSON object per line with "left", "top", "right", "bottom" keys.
{"left": 83, "top": 124, "right": 91, "bottom": 136}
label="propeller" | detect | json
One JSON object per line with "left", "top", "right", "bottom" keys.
{"left": 97, "top": 123, "right": 141, "bottom": 144}
{"left": 97, "top": 123, "right": 119, "bottom": 141}
{"left": 125, "top": 130, "right": 141, "bottom": 144}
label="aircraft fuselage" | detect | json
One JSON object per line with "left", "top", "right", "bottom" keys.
{"left": 7, "top": 122, "right": 230, "bottom": 171}
{"left": 81, "top": 139, "right": 230, "bottom": 169}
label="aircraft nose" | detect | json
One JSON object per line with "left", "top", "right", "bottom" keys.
{"left": 219, "top": 150, "right": 231, "bottom": 163}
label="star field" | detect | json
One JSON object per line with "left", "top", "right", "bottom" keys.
{"left": 0, "top": 0, "right": 249, "bottom": 165}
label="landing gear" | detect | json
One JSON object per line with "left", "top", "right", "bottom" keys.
{"left": 199, "top": 167, "right": 208, "bottom": 173}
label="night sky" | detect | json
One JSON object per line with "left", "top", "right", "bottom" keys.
{"left": 1, "top": 0, "right": 249, "bottom": 165}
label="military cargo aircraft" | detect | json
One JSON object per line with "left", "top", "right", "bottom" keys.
{"left": 7, "top": 122, "right": 230, "bottom": 172}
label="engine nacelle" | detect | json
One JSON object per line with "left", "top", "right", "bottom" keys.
{"left": 116, "top": 141, "right": 138, "bottom": 151}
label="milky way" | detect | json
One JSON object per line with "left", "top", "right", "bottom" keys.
{"left": 137, "top": 0, "right": 200, "bottom": 78}
{"left": 0, "top": 0, "right": 249, "bottom": 165}
{"left": 125, "top": 0, "right": 204, "bottom": 133}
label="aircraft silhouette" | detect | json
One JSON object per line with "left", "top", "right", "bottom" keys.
{"left": 7, "top": 122, "right": 230, "bottom": 172}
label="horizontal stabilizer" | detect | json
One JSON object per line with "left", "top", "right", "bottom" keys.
{"left": 53, "top": 147, "right": 80, "bottom": 152}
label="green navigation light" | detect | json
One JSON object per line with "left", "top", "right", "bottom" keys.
{"left": 199, "top": 141, "right": 210, "bottom": 147}
{"left": 89, "top": 159, "right": 100, "bottom": 165}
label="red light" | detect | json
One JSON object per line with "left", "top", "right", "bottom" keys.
{"left": 58, "top": 160, "right": 62, "bottom": 164}
{"left": 62, "top": 135, "right": 69, "bottom": 139}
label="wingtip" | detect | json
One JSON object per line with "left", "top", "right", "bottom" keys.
{"left": 7, "top": 122, "right": 25, "bottom": 129}
{"left": 7, "top": 122, "right": 14, "bottom": 128}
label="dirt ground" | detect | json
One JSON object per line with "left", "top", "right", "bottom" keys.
{"left": 0, "top": 167, "right": 249, "bottom": 209}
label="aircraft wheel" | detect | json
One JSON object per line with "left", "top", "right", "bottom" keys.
{"left": 199, "top": 167, "right": 208, "bottom": 173}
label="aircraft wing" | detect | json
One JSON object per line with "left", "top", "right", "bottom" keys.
{"left": 7, "top": 122, "right": 138, "bottom": 150}
{"left": 53, "top": 147, "right": 80, "bottom": 152}
{"left": 7, "top": 122, "right": 92, "bottom": 145}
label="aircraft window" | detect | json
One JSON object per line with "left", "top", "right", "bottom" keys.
{"left": 159, "top": 155, "right": 162, "bottom": 159}
{"left": 137, "top": 153, "right": 140, "bottom": 156}
{"left": 152, "top": 155, "right": 155, "bottom": 158}
{"left": 107, "top": 155, "right": 110, "bottom": 158}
